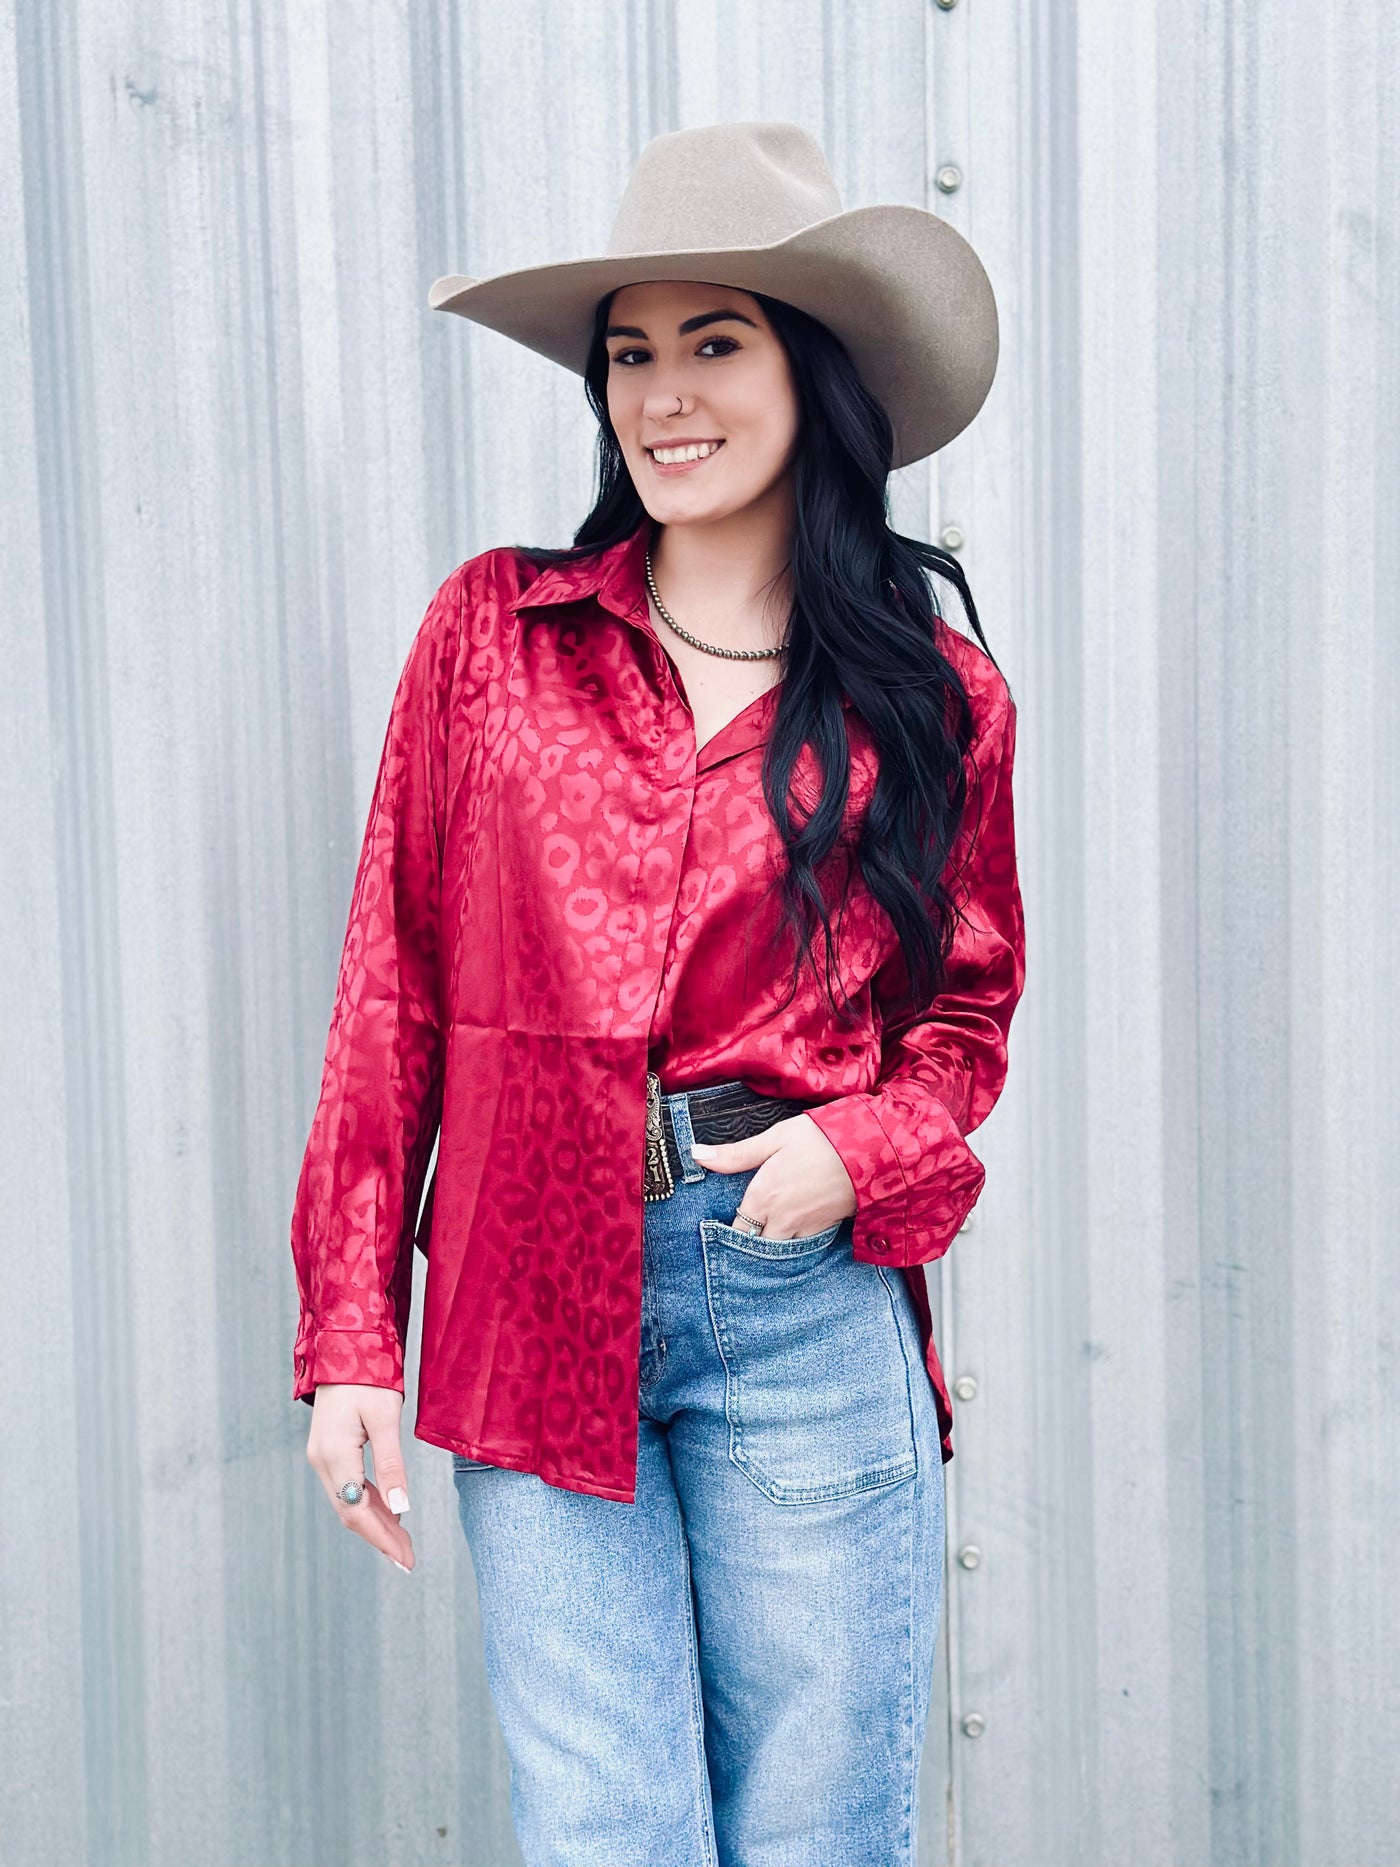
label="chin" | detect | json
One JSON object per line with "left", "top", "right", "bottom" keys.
{"left": 643, "top": 485, "right": 763, "bottom": 529}
{"left": 639, "top": 494, "right": 712, "bottom": 526}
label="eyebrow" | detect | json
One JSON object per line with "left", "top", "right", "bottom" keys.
{"left": 604, "top": 308, "right": 760, "bottom": 340}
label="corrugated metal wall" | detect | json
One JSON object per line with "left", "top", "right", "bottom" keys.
{"left": 4, "top": 3, "right": 1396, "bottom": 1864}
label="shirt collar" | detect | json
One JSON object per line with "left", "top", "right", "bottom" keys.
{"left": 507, "top": 514, "right": 854, "bottom": 772}
{"left": 507, "top": 516, "right": 653, "bottom": 627}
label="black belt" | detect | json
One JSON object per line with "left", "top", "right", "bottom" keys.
{"left": 643, "top": 1070, "right": 824, "bottom": 1202}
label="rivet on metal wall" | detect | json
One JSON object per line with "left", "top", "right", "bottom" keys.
{"left": 957, "top": 1542, "right": 982, "bottom": 1570}
{"left": 935, "top": 164, "right": 963, "bottom": 194}
{"left": 962, "top": 1711, "right": 986, "bottom": 1738}
{"left": 940, "top": 524, "right": 965, "bottom": 552}
{"left": 953, "top": 1374, "right": 978, "bottom": 1401}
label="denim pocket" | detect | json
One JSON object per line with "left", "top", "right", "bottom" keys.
{"left": 452, "top": 1451, "right": 495, "bottom": 1474}
{"left": 699, "top": 1216, "right": 919, "bottom": 1503}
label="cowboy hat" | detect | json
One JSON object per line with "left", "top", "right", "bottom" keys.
{"left": 427, "top": 120, "right": 998, "bottom": 470}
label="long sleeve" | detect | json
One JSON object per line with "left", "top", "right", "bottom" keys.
{"left": 289, "top": 571, "right": 461, "bottom": 1403}
{"left": 803, "top": 682, "right": 1025, "bottom": 1267}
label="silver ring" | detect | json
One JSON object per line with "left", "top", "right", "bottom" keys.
{"left": 336, "top": 1479, "right": 366, "bottom": 1505}
{"left": 732, "top": 1210, "right": 765, "bottom": 1236}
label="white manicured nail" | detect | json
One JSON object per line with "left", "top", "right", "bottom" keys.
{"left": 392, "top": 1560, "right": 411, "bottom": 1573}
{"left": 388, "top": 1487, "right": 410, "bottom": 1514}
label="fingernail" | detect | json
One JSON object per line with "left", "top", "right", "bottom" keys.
{"left": 691, "top": 1144, "right": 714, "bottom": 1157}
{"left": 392, "top": 1560, "right": 411, "bottom": 1573}
{"left": 387, "top": 1487, "right": 410, "bottom": 1514}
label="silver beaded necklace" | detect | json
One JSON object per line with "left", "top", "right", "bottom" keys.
{"left": 645, "top": 546, "right": 788, "bottom": 661}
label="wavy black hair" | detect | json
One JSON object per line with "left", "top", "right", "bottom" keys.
{"left": 511, "top": 287, "right": 1008, "bottom": 1027}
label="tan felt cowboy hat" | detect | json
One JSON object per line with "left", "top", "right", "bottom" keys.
{"left": 428, "top": 120, "right": 998, "bottom": 470}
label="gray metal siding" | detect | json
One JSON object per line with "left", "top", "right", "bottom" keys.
{"left": 2, "top": 3, "right": 1395, "bottom": 1863}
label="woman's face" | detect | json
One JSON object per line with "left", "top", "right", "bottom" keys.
{"left": 604, "top": 279, "right": 800, "bottom": 527}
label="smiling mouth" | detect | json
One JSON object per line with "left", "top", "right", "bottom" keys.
{"left": 646, "top": 440, "right": 726, "bottom": 467}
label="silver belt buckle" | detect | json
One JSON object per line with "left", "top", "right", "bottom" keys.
{"left": 643, "top": 1070, "right": 675, "bottom": 1202}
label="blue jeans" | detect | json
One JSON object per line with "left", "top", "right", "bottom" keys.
{"left": 452, "top": 1080, "right": 947, "bottom": 1866}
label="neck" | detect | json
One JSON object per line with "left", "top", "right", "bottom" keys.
{"left": 647, "top": 499, "right": 794, "bottom": 648}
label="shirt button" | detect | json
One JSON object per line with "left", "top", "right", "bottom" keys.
{"left": 868, "top": 1234, "right": 887, "bottom": 1251}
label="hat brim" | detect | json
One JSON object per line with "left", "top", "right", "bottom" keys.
{"left": 427, "top": 203, "right": 997, "bottom": 470}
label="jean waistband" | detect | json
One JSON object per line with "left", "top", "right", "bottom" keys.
{"left": 644, "top": 1073, "right": 824, "bottom": 1202}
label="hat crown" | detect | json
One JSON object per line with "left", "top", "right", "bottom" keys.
{"left": 605, "top": 121, "right": 843, "bottom": 258}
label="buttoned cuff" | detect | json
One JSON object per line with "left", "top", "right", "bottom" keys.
{"left": 293, "top": 1325, "right": 405, "bottom": 1405}
{"left": 803, "top": 1091, "right": 986, "bottom": 1267}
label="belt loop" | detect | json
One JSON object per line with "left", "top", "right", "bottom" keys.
{"left": 668, "top": 1092, "right": 707, "bottom": 1182}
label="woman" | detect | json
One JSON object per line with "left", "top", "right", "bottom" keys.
{"left": 291, "top": 122, "right": 1024, "bottom": 1864}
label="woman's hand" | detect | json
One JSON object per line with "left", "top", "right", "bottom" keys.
{"left": 306, "top": 1384, "right": 417, "bottom": 1572}
{"left": 690, "top": 1112, "right": 857, "bottom": 1239}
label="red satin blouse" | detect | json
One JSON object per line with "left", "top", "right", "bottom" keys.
{"left": 290, "top": 515, "right": 1025, "bottom": 1502}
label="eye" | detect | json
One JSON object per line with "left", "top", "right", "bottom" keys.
{"left": 608, "top": 335, "right": 742, "bottom": 367}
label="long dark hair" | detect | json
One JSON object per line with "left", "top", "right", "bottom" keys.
{"left": 511, "top": 287, "right": 1008, "bottom": 1026}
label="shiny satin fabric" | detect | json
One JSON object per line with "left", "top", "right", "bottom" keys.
{"left": 289, "top": 516, "right": 1026, "bottom": 1502}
